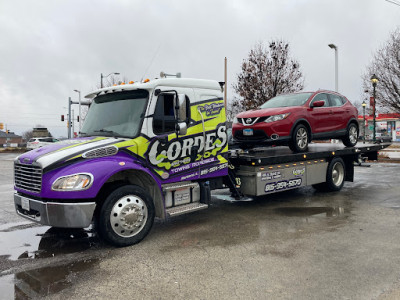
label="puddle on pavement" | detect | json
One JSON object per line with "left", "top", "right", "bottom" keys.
{"left": 0, "top": 224, "right": 100, "bottom": 261}
{"left": 274, "top": 206, "right": 346, "bottom": 218}
{"left": 1, "top": 258, "right": 98, "bottom": 299}
{"left": 0, "top": 223, "right": 101, "bottom": 299}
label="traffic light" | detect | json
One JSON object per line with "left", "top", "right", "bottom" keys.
{"left": 0, "top": 123, "right": 3, "bottom": 130}
{"left": 6, "top": 130, "right": 9, "bottom": 134}
{"left": 77, "top": 116, "right": 79, "bottom": 122}
{"left": 61, "top": 115, "right": 64, "bottom": 122}
{"left": 67, "top": 121, "right": 69, "bottom": 128}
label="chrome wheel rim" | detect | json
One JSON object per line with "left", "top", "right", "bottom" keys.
{"left": 296, "top": 127, "right": 308, "bottom": 150}
{"left": 332, "top": 162, "right": 344, "bottom": 186}
{"left": 349, "top": 126, "right": 358, "bottom": 144}
{"left": 110, "top": 195, "right": 148, "bottom": 237}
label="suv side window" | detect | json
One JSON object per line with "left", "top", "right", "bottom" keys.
{"left": 329, "top": 94, "right": 344, "bottom": 107}
{"left": 153, "top": 93, "right": 176, "bottom": 135}
{"left": 311, "top": 93, "right": 330, "bottom": 107}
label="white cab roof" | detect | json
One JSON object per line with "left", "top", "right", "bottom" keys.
{"left": 85, "top": 78, "right": 222, "bottom": 99}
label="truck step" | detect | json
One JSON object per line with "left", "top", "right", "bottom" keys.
{"left": 162, "top": 182, "right": 199, "bottom": 191}
{"left": 166, "top": 202, "right": 208, "bottom": 217}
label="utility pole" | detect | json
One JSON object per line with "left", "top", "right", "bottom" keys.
{"left": 74, "top": 90, "right": 81, "bottom": 131}
{"left": 72, "top": 109, "right": 75, "bottom": 137}
{"left": 224, "top": 57, "right": 227, "bottom": 109}
{"left": 68, "top": 97, "right": 72, "bottom": 139}
{"left": 328, "top": 44, "right": 338, "bottom": 92}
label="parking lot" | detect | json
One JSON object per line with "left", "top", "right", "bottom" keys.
{"left": 1, "top": 152, "right": 400, "bottom": 299}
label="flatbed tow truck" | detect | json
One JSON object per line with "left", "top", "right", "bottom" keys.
{"left": 13, "top": 78, "right": 389, "bottom": 246}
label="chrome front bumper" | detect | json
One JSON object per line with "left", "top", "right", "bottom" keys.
{"left": 14, "top": 193, "right": 96, "bottom": 228}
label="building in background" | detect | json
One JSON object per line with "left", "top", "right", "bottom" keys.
{"left": 0, "top": 131, "right": 23, "bottom": 147}
{"left": 32, "top": 127, "right": 51, "bottom": 138}
{"left": 358, "top": 113, "right": 400, "bottom": 142}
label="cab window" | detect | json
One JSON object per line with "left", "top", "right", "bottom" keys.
{"left": 153, "top": 93, "right": 176, "bottom": 135}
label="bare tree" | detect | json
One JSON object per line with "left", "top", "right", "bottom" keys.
{"left": 362, "top": 29, "right": 400, "bottom": 113}
{"left": 22, "top": 130, "right": 33, "bottom": 141}
{"left": 226, "top": 97, "right": 243, "bottom": 122}
{"left": 95, "top": 74, "right": 131, "bottom": 89}
{"left": 233, "top": 40, "right": 304, "bottom": 111}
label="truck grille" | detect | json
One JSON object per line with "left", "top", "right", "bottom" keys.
{"left": 14, "top": 163, "right": 42, "bottom": 193}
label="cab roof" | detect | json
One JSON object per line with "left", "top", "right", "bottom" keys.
{"left": 85, "top": 78, "right": 222, "bottom": 99}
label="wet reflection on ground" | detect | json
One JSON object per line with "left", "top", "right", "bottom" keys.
{"left": 274, "top": 206, "right": 345, "bottom": 217}
{"left": 18, "top": 227, "right": 100, "bottom": 259}
{"left": 0, "top": 226, "right": 102, "bottom": 299}
{"left": 14, "top": 258, "right": 98, "bottom": 299}
{"left": 0, "top": 224, "right": 100, "bottom": 261}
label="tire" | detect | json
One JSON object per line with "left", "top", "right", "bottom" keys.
{"left": 97, "top": 185, "right": 155, "bottom": 247}
{"left": 289, "top": 124, "right": 309, "bottom": 152}
{"left": 312, "top": 157, "right": 345, "bottom": 192}
{"left": 342, "top": 123, "right": 358, "bottom": 147}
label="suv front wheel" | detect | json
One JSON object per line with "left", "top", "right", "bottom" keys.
{"left": 289, "top": 124, "right": 309, "bottom": 152}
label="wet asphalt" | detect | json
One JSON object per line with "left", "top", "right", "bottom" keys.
{"left": 1, "top": 152, "right": 400, "bottom": 299}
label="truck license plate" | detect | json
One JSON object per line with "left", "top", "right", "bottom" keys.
{"left": 21, "top": 197, "right": 30, "bottom": 211}
{"left": 243, "top": 128, "right": 253, "bottom": 136}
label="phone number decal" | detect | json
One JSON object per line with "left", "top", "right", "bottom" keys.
{"left": 264, "top": 178, "right": 302, "bottom": 192}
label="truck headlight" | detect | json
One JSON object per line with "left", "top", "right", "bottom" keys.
{"left": 52, "top": 173, "right": 93, "bottom": 191}
{"left": 264, "top": 113, "right": 290, "bottom": 123}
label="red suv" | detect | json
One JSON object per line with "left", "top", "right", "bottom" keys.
{"left": 232, "top": 91, "right": 359, "bottom": 152}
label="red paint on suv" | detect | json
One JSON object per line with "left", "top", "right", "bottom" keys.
{"left": 232, "top": 91, "right": 359, "bottom": 152}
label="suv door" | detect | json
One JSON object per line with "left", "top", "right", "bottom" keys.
{"left": 327, "top": 93, "right": 346, "bottom": 131}
{"left": 308, "top": 93, "right": 331, "bottom": 133}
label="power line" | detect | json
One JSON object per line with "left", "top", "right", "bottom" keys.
{"left": 384, "top": 0, "right": 400, "bottom": 6}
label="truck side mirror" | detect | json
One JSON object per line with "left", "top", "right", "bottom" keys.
{"left": 176, "top": 122, "right": 187, "bottom": 135}
{"left": 177, "top": 94, "right": 188, "bottom": 122}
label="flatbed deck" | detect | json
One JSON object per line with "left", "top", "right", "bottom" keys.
{"left": 229, "top": 143, "right": 390, "bottom": 166}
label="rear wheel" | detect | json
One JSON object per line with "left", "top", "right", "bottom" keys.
{"left": 98, "top": 185, "right": 155, "bottom": 247}
{"left": 342, "top": 123, "right": 358, "bottom": 147}
{"left": 289, "top": 124, "right": 309, "bottom": 152}
{"left": 313, "top": 157, "right": 345, "bottom": 192}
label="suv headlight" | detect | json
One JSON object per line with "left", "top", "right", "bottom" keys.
{"left": 264, "top": 113, "right": 290, "bottom": 123}
{"left": 52, "top": 173, "right": 93, "bottom": 191}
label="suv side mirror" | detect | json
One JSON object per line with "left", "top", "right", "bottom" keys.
{"left": 311, "top": 100, "right": 325, "bottom": 108}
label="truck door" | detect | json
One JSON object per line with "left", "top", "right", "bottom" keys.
{"left": 193, "top": 90, "right": 228, "bottom": 180}
{"left": 146, "top": 88, "right": 199, "bottom": 182}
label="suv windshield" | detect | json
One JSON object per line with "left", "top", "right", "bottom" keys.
{"left": 81, "top": 89, "right": 149, "bottom": 138}
{"left": 260, "top": 93, "right": 313, "bottom": 109}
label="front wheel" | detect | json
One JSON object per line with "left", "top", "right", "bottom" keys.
{"left": 342, "top": 123, "right": 358, "bottom": 147}
{"left": 98, "top": 185, "right": 155, "bottom": 247}
{"left": 289, "top": 124, "right": 309, "bottom": 152}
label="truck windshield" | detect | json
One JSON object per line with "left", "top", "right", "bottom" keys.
{"left": 260, "top": 93, "right": 313, "bottom": 108}
{"left": 81, "top": 89, "right": 149, "bottom": 138}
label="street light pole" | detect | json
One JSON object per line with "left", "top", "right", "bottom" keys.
{"left": 362, "top": 100, "right": 366, "bottom": 144}
{"left": 73, "top": 89, "right": 81, "bottom": 131}
{"left": 101, "top": 72, "right": 120, "bottom": 88}
{"left": 328, "top": 44, "right": 338, "bottom": 92}
{"left": 370, "top": 74, "right": 379, "bottom": 143}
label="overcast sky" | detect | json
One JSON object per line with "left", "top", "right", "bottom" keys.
{"left": 0, "top": 0, "right": 399, "bottom": 138}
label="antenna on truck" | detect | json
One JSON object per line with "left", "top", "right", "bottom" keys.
{"left": 141, "top": 42, "right": 163, "bottom": 81}
{"left": 160, "top": 71, "right": 182, "bottom": 78}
